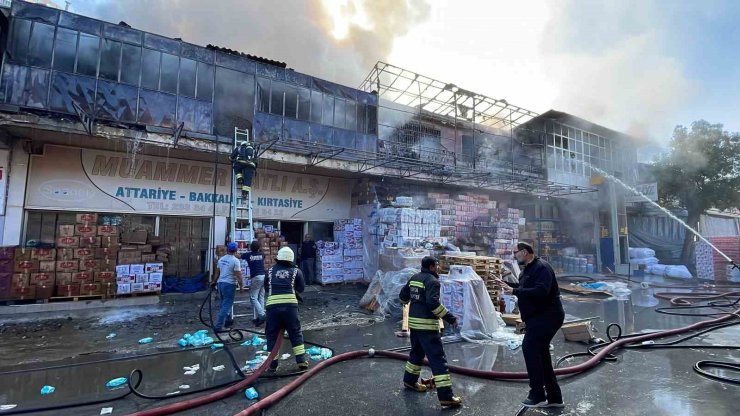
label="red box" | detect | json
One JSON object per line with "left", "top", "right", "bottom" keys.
{"left": 79, "top": 237, "right": 101, "bottom": 248}
{"left": 74, "top": 248, "right": 95, "bottom": 259}
{"left": 56, "top": 273, "right": 72, "bottom": 285}
{"left": 95, "top": 271, "right": 116, "bottom": 283}
{"left": 31, "top": 248, "right": 56, "bottom": 261}
{"left": 57, "top": 225, "right": 76, "bottom": 237}
{"left": 56, "top": 236, "right": 80, "bottom": 248}
{"left": 11, "top": 273, "right": 29, "bottom": 287}
{"left": 14, "top": 248, "right": 32, "bottom": 261}
{"left": 39, "top": 261, "right": 56, "bottom": 272}
{"left": 0, "top": 258, "right": 13, "bottom": 274}
{"left": 95, "top": 247, "right": 119, "bottom": 260}
{"left": 97, "top": 225, "right": 119, "bottom": 236}
{"left": 80, "top": 283, "right": 101, "bottom": 295}
{"left": 30, "top": 272, "right": 55, "bottom": 285}
{"left": 76, "top": 213, "right": 98, "bottom": 224}
{"left": 75, "top": 225, "right": 97, "bottom": 237}
{"left": 35, "top": 284, "right": 54, "bottom": 300}
{"left": 98, "top": 259, "right": 116, "bottom": 272}
{"left": 56, "top": 260, "right": 79, "bottom": 273}
{"left": 79, "top": 259, "right": 100, "bottom": 272}
{"left": 57, "top": 249, "right": 75, "bottom": 261}
{"left": 71, "top": 272, "right": 94, "bottom": 284}
{"left": 12, "top": 285, "right": 36, "bottom": 299}
{"left": 56, "top": 284, "right": 80, "bottom": 297}
{"left": 14, "top": 260, "right": 39, "bottom": 273}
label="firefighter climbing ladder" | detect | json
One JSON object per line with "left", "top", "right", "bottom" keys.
{"left": 231, "top": 127, "right": 254, "bottom": 257}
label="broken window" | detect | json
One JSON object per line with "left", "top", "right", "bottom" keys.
{"left": 367, "top": 105, "right": 377, "bottom": 135}
{"left": 1, "top": 64, "right": 49, "bottom": 108}
{"left": 76, "top": 33, "right": 100, "bottom": 77}
{"left": 8, "top": 19, "right": 31, "bottom": 64}
{"left": 213, "top": 66, "right": 254, "bottom": 137}
{"left": 356, "top": 103, "right": 367, "bottom": 134}
{"left": 179, "top": 58, "right": 197, "bottom": 98}
{"left": 284, "top": 85, "right": 298, "bottom": 119}
{"left": 196, "top": 62, "right": 213, "bottom": 101}
{"left": 256, "top": 77, "right": 270, "bottom": 113}
{"left": 53, "top": 28, "right": 77, "bottom": 73}
{"left": 178, "top": 96, "right": 212, "bottom": 134}
{"left": 160, "top": 53, "right": 179, "bottom": 94}
{"left": 283, "top": 118, "right": 310, "bottom": 143}
{"left": 28, "top": 22, "right": 54, "bottom": 68}
{"left": 309, "top": 90, "right": 322, "bottom": 124}
{"left": 120, "top": 44, "right": 141, "bottom": 85}
{"left": 297, "top": 87, "right": 310, "bottom": 121}
{"left": 95, "top": 80, "right": 137, "bottom": 123}
{"left": 269, "top": 81, "right": 284, "bottom": 116}
{"left": 141, "top": 48, "right": 160, "bottom": 90}
{"left": 310, "top": 123, "right": 333, "bottom": 145}
{"left": 99, "top": 38, "right": 122, "bottom": 81}
{"left": 49, "top": 72, "right": 95, "bottom": 114}
{"left": 138, "top": 89, "right": 176, "bottom": 128}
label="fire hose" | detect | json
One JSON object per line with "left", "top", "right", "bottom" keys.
{"left": 123, "top": 310, "right": 738, "bottom": 416}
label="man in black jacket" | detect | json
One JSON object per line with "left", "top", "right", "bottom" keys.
{"left": 399, "top": 256, "right": 462, "bottom": 408}
{"left": 500, "top": 242, "right": 565, "bottom": 408}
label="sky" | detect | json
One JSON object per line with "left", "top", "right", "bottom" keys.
{"left": 69, "top": 0, "right": 740, "bottom": 151}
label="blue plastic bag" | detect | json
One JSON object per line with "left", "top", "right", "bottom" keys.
{"left": 106, "top": 377, "right": 127, "bottom": 389}
{"left": 251, "top": 335, "right": 266, "bottom": 346}
{"left": 138, "top": 337, "right": 153, "bottom": 344}
{"left": 211, "top": 343, "right": 224, "bottom": 349}
{"left": 40, "top": 385, "right": 55, "bottom": 395}
{"left": 245, "top": 387, "right": 259, "bottom": 400}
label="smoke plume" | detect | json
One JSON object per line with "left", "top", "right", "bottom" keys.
{"left": 74, "top": 0, "right": 431, "bottom": 87}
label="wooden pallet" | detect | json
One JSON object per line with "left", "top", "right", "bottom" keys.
{"left": 112, "top": 291, "right": 161, "bottom": 299}
{"left": 47, "top": 294, "right": 105, "bottom": 303}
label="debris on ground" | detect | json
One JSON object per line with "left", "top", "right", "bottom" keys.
{"left": 212, "top": 365, "right": 225, "bottom": 371}
{"left": 105, "top": 333, "right": 116, "bottom": 340}
{"left": 40, "top": 385, "right": 55, "bottom": 395}
{"left": 179, "top": 330, "right": 214, "bottom": 347}
{"left": 280, "top": 353, "right": 292, "bottom": 360}
{"left": 138, "top": 337, "right": 153, "bottom": 344}
{"left": 0, "top": 405, "right": 18, "bottom": 411}
{"left": 178, "top": 385, "right": 190, "bottom": 390}
{"left": 105, "top": 377, "right": 127, "bottom": 389}
{"left": 100, "top": 407, "right": 113, "bottom": 415}
{"left": 245, "top": 387, "right": 259, "bottom": 400}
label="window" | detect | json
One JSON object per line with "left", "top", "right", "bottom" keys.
{"left": 256, "top": 77, "right": 270, "bottom": 113}
{"left": 322, "top": 94, "right": 334, "bottom": 126}
{"left": 284, "top": 85, "right": 298, "bottom": 119}
{"left": 333, "top": 98, "right": 346, "bottom": 129}
{"left": 297, "top": 87, "right": 310, "bottom": 121}
{"left": 367, "top": 105, "right": 377, "bottom": 134}
{"left": 138, "top": 89, "right": 176, "bottom": 127}
{"left": 196, "top": 62, "right": 213, "bottom": 101}
{"left": 8, "top": 19, "right": 31, "bottom": 64}
{"left": 99, "top": 39, "right": 121, "bottom": 81}
{"left": 120, "top": 44, "right": 141, "bottom": 85}
{"left": 160, "top": 53, "right": 179, "bottom": 94}
{"left": 356, "top": 103, "right": 367, "bottom": 133}
{"left": 96, "top": 80, "right": 137, "bottom": 123}
{"left": 269, "top": 81, "right": 284, "bottom": 116}
{"left": 345, "top": 100, "right": 356, "bottom": 131}
{"left": 462, "top": 135, "right": 475, "bottom": 162}
{"left": 179, "top": 58, "right": 196, "bottom": 97}
{"left": 28, "top": 22, "right": 54, "bottom": 68}
{"left": 76, "top": 33, "right": 100, "bottom": 76}
{"left": 310, "top": 90, "right": 322, "bottom": 124}
{"left": 141, "top": 48, "right": 160, "bottom": 90}
{"left": 213, "top": 66, "right": 254, "bottom": 137}
{"left": 53, "top": 28, "right": 77, "bottom": 73}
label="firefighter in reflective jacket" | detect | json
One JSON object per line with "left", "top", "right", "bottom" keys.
{"left": 230, "top": 141, "right": 258, "bottom": 197}
{"left": 264, "top": 246, "right": 308, "bottom": 372}
{"left": 399, "top": 256, "right": 463, "bottom": 408}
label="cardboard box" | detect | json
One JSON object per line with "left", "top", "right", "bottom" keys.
{"left": 14, "top": 248, "right": 32, "bottom": 261}
{"left": 144, "top": 283, "right": 161, "bottom": 292}
{"left": 11, "top": 273, "right": 30, "bottom": 287}
{"left": 30, "top": 272, "right": 55, "bottom": 285}
{"left": 76, "top": 213, "right": 98, "bottom": 224}
{"left": 56, "top": 260, "right": 79, "bottom": 273}
{"left": 95, "top": 271, "right": 116, "bottom": 283}
{"left": 14, "top": 260, "right": 39, "bottom": 273}
{"left": 74, "top": 248, "right": 95, "bottom": 259}
{"left": 71, "top": 272, "right": 94, "bottom": 284}
{"left": 31, "top": 248, "right": 56, "bottom": 261}
{"left": 98, "top": 259, "right": 116, "bottom": 272}
{"left": 38, "top": 261, "right": 56, "bottom": 272}
{"left": 100, "top": 236, "right": 120, "bottom": 248}
{"left": 116, "top": 275, "right": 135, "bottom": 284}
{"left": 75, "top": 225, "right": 97, "bottom": 237}
{"left": 56, "top": 284, "right": 80, "bottom": 297}
{"left": 101, "top": 282, "right": 117, "bottom": 297}
{"left": 148, "top": 272, "right": 163, "bottom": 284}
{"left": 130, "top": 264, "right": 145, "bottom": 275}
{"left": 561, "top": 321, "right": 593, "bottom": 342}
{"left": 121, "top": 230, "right": 148, "bottom": 245}
{"left": 79, "top": 237, "right": 101, "bottom": 248}
{"left": 79, "top": 259, "right": 100, "bottom": 272}
{"left": 131, "top": 282, "right": 145, "bottom": 293}
{"left": 58, "top": 225, "right": 76, "bottom": 237}
{"left": 95, "top": 247, "right": 119, "bottom": 260}
{"left": 141, "top": 254, "right": 156, "bottom": 263}
{"left": 97, "top": 225, "right": 119, "bottom": 236}
{"left": 35, "top": 284, "right": 54, "bottom": 299}
{"left": 56, "top": 273, "right": 72, "bottom": 285}
{"left": 138, "top": 244, "right": 153, "bottom": 253}
{"left": 118, "top": 251, "right": 142, "bottom": 265}
{"left": 12, "top": 285, "right": 36, "bottom": 299}
{"left": 0, "top": 258, "right": 13, "bottom": 274}
{"left": 116, "top": 264, "right": 131, "bottom": 276}
{"left": 56, "top": 236, "right": 80, "bottom": 248}
{"left": 145, "top": 263, "right": 164, "bottom": 273}
{"left": 80, "top": 283, "right": 101, "bottom": 296}
{"left": 0, "top": 247, "right": 15, "bottom": 260}
{"left": 135, "top": 273, "right": 149, "bottom": 283}
{"left": 57, "top": 249, "right": 75, "bottom": 261}
{"left": 501, "top": 314, "right": 522, "bottom": 326}
{"left": 117, "top": 283, "right": 131, "bottom": 294}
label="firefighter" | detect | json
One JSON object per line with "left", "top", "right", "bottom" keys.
{"left": 230, "top": 141, "right": 258, "bottom": 197}
{"left": 264, "top": 246, "right": 308, "bottom": 372}
{"left": 399, "top": 256, "right": 463, "bottom": 408}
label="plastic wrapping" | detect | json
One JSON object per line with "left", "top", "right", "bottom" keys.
{"left": 440, "top": 266, "right": 503, "bottom": 343}
{"left": 647, "top": 264, "right": 693, "bottom": 279}
{"left": 379, "top": 248, "right": 430, "bottom": 271}
{"left": 629, "top": 247, "right": 656, "bottom": 259}
{"left": 375, "top": 267, "right": 418, "bottom": 318}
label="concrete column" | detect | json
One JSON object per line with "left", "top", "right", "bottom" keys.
{"left": 1, "top": 140, "right": 29, "bottom": 246}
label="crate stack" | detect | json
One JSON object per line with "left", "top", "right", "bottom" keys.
{"left": 316, "top": 241, "right": 344, "bottom": 284}
{"left": 115, "top": 224, "right": 169, "bottom": 296}
{"left": 377, "top": 208, "right": 441, "bottom": 249}
{"left": 334, "top": 219, "right": 365, "bottom": 283}
{"left": 254, "top": 228, "right": 288, "bottom": 270}
{"left": 440, "top": 255, "right": 504, "bottom": 305}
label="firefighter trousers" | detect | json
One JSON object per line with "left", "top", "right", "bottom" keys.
{"left": 265, "top": 304, "right": 306, "bottom": 369}
{"left": 403, "top": 329, "right": 455, "bottom": 401}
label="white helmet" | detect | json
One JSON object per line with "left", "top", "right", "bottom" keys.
{"left": 240, "top": 141, "right": 248, "bottom": 147}
{"left": 277, "top": 247, "right": 295, "bottom": 263}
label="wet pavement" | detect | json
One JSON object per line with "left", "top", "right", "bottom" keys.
{"left": 0, "top": 276, "right": 738, "bottom": 416}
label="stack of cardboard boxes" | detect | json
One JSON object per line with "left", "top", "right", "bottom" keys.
{"left": 254, "top": 228, "right": 288, "bottom": 270}
{"left": 115, "top": 227, "right": 169, "bottom": 295}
